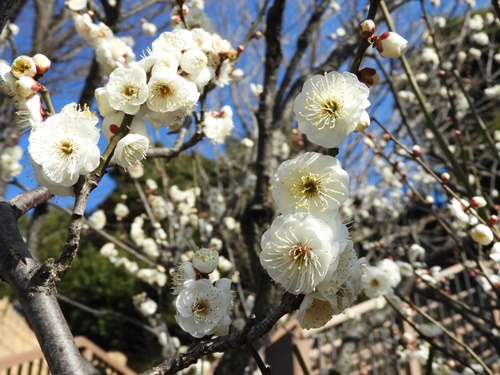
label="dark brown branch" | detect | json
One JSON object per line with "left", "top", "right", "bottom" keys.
{"left": 0, "top": 0, "right": 22, "bottom": 34}
{"left": 141, "top": 293, "right": 303, "bottom": 375}
{"left": 0, "top": 201, "right": 89, "bottom": 375}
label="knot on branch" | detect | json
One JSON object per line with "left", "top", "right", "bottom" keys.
{"left": 28, "top": 257, "right": 58, "bottom": 296}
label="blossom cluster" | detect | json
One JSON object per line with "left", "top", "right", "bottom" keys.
{"left": 69, "top": 9, "right": 135, "bottom": 75}
{"left": 0, "top": 54, "right": 49, "bottom": 128}
{"left": 93, "top": 25, "right": 239, "bottom": 168}
{"left": 260, "top": 71, "right": 376, "bottom": 329}
{"left": 171, "top": 247, "right": 233, "bottom": 338}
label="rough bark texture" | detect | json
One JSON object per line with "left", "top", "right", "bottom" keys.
{"left": 0, "top": 201, "right": 89, "bottom": 375}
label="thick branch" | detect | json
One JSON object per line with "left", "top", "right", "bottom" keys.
{"left": 142, "top": 293, "right": 303, "bottom": 375}
{"left": 0, "top": 201, "right": 89, "bottom": 375}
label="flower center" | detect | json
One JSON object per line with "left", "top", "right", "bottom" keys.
{"left": 192, "top": 299, "right": 210, "bottom": 317}
{"left": 123, "top": 85, "right": 138, "bottom": 98}
{"left": 59, "top": 140, "right": 74, "bottom": 155}
{"left": 301, "top": 174, "right": 320, "bottom": 196}
{"left": 288, "top": 171, "right": 344, "bottom": 212}
{"left": 289, "top": 242, "right": 310, "bottom": 259}
{"left": 158, "top": 83, "right": 173, "bottom": 97}
{"left": 322, "top": 98, "right": 342, "bottom": 119}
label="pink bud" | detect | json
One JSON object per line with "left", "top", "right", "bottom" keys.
{"left": 374, "top": 32, "right": 408, "bottom": 58}
{"left": 15, "top": 76, "right": 40, "bottom": 98}
{"left": 32, "top": 54, "right": 51, "bottom": 75}
{"left": 440, "top": 172, "right": 450, "bottom": 184}
{"left": 358, "top": 67, "right": 380, "bottom": 87}
{"left": 412, "top": 145, "right": 421, "bottom": 156}
{"left": 470, "top": 196, "right": 487, "bottom": 208}
{"left": 489, "top": 215, "right": 498, "bottom": 226}
{"left": 358, "top": 19, "right": 376, "bottom": 39}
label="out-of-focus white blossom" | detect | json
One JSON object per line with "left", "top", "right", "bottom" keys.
{"left": 88, "top": 209, "right": 106, "bottom": 230}
{"left": 470, "top": 224, "right": 494, "bottom": 246}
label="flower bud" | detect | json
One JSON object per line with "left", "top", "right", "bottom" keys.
{"left": 180, "top": 48, "right": 207, "bottom": 75}
{"left": 470, "top": 196, "right": 487, "bottom": 209}
{"left": 32, "top": 54, "right": 51, "bottom": 75}
{"left": 489, "top": 215, "right": 498, "bottom": 226}
{"left": 358, "top": 19, "right": 376, "bottom": 39}
{"left": 11, "top": 55, "right": 37, "bottom": 78}
{"left": 141, "top": 19, "right": 158, "bottom": 36}
{"left": 440, "top": 172, "right": 450, "bottom": 184}
{"left": 358, "top": 67, "right": 380, "bottom": 87}
{"left": 412, "top": 145, "right": 421, "bottom": 156}
{"left": 354, "top": 110, "right": 370, "bottom": 132}
{"left": 252, "top": 31, "right": 263, "bottom": 39}
{"left": 374, "top": 32, "right": 408, "bottom": 58}
{"left": 15, "top": 76, "right": 40, "bottom": 98}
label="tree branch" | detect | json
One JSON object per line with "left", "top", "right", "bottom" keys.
{"left": 0, "top": 201, "right": 89, "bottom": 375}
{"left": 142, "top": 293, "right": 303, "bottom": 375}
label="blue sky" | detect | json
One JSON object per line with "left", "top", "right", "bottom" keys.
{"left": 1, "top": 0, "right": 492, "bottom": 212}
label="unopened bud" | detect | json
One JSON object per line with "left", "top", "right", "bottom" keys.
{"left": 32, "top": 54, "right": 51, "bottom": 75}
{"left": 353, "top": 110, "right": 370, "bottom": 132}
{"left": 252, "top": 31, "right": 263, "bottom": 39}
{"left": 15, "top": 76, "right": 40, "bottom": 98}
{"left": 237, "top": 45, "right": 245, "bottom": 53}
{"left": 455, "top": 130, "right": 462, "bottom": 138}
{"left": 470, "top": 196, "right": 487, "bottom": 209}
{"left": 358, "top": 67, "right": 380, "bottom": 87}
{"left": 489, "top": 215, "right": 498, "bottom": 226}
{"left": 425, "top": 195, "right": 435, "bottom": 205}
{"left": 412, "top": 145, "right": 421, "bottom": 156}
{"left": 357, "top": 19, "right": 376, "bottom": 39}
{"left": 440, "top": 172, "right": 450, "bottom": 184}
{"left": 373, "top": 32, "right": 408, "bottom": 58}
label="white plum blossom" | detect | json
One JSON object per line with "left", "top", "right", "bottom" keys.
{"left": 134, "top": 293, "right": 158, "bottom": 316}
{"left": 361, "top": 265, "right": 394, "bottom": 298}
{"left": 192, "top": 247, "right": 219, "bottom": 274}
{"left": 141, "top": 19, "right": 158, "bottom": 36}
{"left": 203, "top": 106, "right": 234, "bottom": 144}
{"left": 114, "top": 202, "right": 130, "bottom": 218}
{"left": 376, "top": 258, "right": 401, "bottom": 288}
{"left": 100, "top": 243, "right": 118, "bottom": 258}
{"left": 0, "top": 145, "right": 23, "bottom": 177}
{"left": 272, "top": 152, "right": 349, "bottom": 222}
{"left": 106, "top": 66, "right": 148, "bottom": 115}
{"left": 142, "top": 238, "right": 159, "bottom": 258}
{"left": 470, "top": 224, "right": 494, "bottom": 246}
{"left": 88, "top": 209, "right": 106, "bottom": 230}
{"left": 147, "top": 72, "right": 199, "bottom": 113}
{"left": 113, "top": 133, "right": 149, "bottom": 168}
{"left": 293, "top": 71, "right": 370, "bottom": 148}
{"left": 260, "top": 213, "right": 339, "bottom": 295}
{"left": 10, "top": 55, "right": 37, "bottom": 78}
{"left": 175, "top": 278, "right": 232, "bottom": 338}
{"left": 490, "top": 243, "right": 500, "bottom": 263}
{"left": 28, "top": 104, "right": 100, "bottom": 192}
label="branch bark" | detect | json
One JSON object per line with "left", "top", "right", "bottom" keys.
{"left": 0, "top": 201, "right": 89, "bottom": 375}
